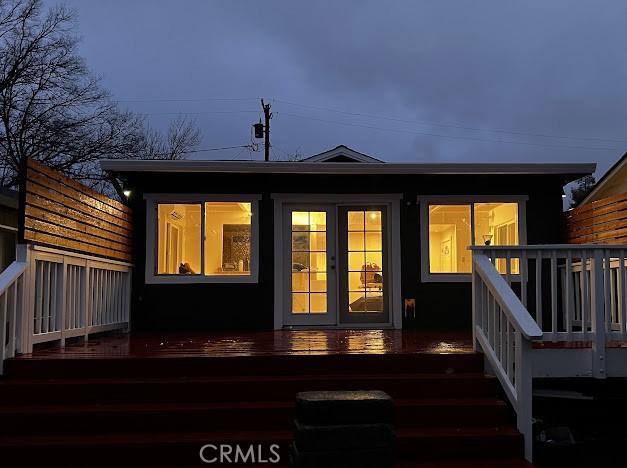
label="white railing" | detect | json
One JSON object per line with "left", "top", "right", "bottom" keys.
{"left": 472, "top": 252, "right": 542, "bottom": 462}
{"left": 0, "top": 245, "right": 132, "bottom": 372}
{"left": 472, "top": 245, "right": 627, "bottom": 376}
{"left": 0, "top": 260, "right": 27, "bottom": 374}
{"left": 472, "top": 244, "right": 627, "bottom": 461}
{"left": 21, "top": 245, "right": 132, "bottom": 353}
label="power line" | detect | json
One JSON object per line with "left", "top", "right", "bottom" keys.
{"left": 115, "top": 97, "right": 260, "bottom": 103}
{"left": 181, "top": 144, "right": 254, "bottom": 154}
{"left": 277, "top": 112, "right": 622, "bottom": 152}
{"left": 274, "top": 98, "right": 627, "bottom": 144}
{"left": 140, "top": 110, "right": 258, "bottom": 116}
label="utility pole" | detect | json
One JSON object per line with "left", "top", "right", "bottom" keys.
{"left": 261, "top": 99, "right": 272, "bottom": 161}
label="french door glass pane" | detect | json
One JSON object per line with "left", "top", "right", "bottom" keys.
{"left": 347, "top": 210, "right": 383, "bottom": 313}
{"left": 291, "top": 211, "right": 328, "bottom": 314}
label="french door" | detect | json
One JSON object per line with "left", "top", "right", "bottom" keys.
{"left": 282, "top": 204, "right": 389, "bottom": 327}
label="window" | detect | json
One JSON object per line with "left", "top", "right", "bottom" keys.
{"left": 147, "top": 196, "right": 259, "bottom": 283}
{"left": 428, "top": 205, "right": 472, "bottom": 274}
{"left": 473, "top": 203, "right": 519, "bottom": 274}
{"left": 204, "top": 202, "right": 252, "bottom": 276}
{"left": 421, "top": 197, "right": 525, "bottom": 281}
{"left": 157, "top": 204, "right": 201, "bottom": 275}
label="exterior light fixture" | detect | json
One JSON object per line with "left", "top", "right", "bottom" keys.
{"left": 123, "top": 189, "right": 131, "bottom": 198}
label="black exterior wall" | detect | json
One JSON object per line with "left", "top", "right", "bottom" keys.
{"left": 120, "top": 171, "right": 572, "bottom": 332}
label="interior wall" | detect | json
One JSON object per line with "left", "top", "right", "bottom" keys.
{"left": 204, "top": 209, "right": 251, "bottom": 275}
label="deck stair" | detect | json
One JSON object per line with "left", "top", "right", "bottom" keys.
{"left": 0, "top": 350, "right": 532, "bottom": 467}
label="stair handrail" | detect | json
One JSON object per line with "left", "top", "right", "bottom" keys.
{"left": 472, "top": 252, "right": 541, "bottom": 462}
{"left": 0, "top": 260, "right": 27, "bottom": 375}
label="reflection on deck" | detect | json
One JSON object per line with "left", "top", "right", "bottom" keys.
{"left": 16, "top": 329, "right": 474, "bottom": 359}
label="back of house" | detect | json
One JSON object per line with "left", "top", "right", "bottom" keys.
{"left": 101, "top": 145, "right": 593, "bottom": 331}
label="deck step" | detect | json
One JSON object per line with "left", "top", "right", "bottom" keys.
{"left": 0, "top": 398, "right": 511, "bottom": 435}
{"left": 0, "top": 373, "right": 498, "bottom": 404}
{"left": 0, "top": 345, "right": 528, "bottom": 466}
{"left": 0, "top": 427, "right": 524, "bottom": 466}
{"left": 3, "top": 352, "right": 483, "bottom": 378}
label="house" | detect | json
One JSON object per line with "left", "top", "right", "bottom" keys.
{"left": 4, "top": 150, "right": 627, "bottom": 464}
{"left": 581, "top": 151, "right": 627, "bottom": 204}
{"left": 99, "top": 145, "right": 594, "bottom": 332}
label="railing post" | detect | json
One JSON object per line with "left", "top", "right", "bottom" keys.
{"left": 84, "top": 262, "right": 91, "bottom": 342}
{"left": 590, "top": 249, "right": 606, "bottom": 379}
{"left": 20, "top": 244, "right": 34, "bottom": 354}
{"left": 58, "top": 257, "right": 67, "bottom": 347}
{"left": 472, "top": 265, "right": 480, "bottom": 352}
{"left": 515, "top": 331, "right": 534, "bottom": 462}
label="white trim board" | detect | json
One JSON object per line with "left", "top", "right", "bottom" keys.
{"left": 102, "top": 159, "right": 595, "bottom": 176}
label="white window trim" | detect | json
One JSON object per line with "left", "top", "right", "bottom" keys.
{"left": 418, "top": 195, "right": 528, "bottom": 283}
{"left": 144, "top": 194, "right": 261, "bottom": 284}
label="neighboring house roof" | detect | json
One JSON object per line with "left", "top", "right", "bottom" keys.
{"left": 580, "top": 152, "right": 627, "bottom": 205}
{"left": 0, "top": 187, "right": 18, "bottom": 210}
{"left": 300, "top": 145, "right": 383, "bottom": 163}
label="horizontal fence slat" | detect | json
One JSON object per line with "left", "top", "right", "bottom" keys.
{"left": 24, "top": 230, "right": 131, "bottom": 262}
{"left": 28, "top": 168, "right": 130, "bottom": 223}
{"left": 27, "top": 159, "right": 131, "bottom": 216}
{"left": 26, "top": 181, "right": 132, "bottom": 231}
{"left": 568, "top": 192, "right": 627, "bottom": 218}
{"left": 567, "top": 217, "right": 627, "bottom": 239}
{"left": 26, "top": 195, "right": 131, "bottom": 239}
{"left": 24, "top": 218, "right": 132, "bottom": 254}
{"left": 566, "top": 205, "right": 627, "bottom": 229}
{"left": 25, "top": 205, "right": 131, "bottom": 245}
{"left": 566, "top": 191, "right": 627, "bottom": 245}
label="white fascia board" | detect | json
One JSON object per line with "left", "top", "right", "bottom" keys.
{"left": 101, "top": 160, "right": 596, "bottom": 176}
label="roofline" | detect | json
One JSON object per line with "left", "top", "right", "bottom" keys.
{"left": 580, "top": 152, "right": 627, "bottom": 205}
{"left": 101, "top": 159, "right": 596, "bottom": 176}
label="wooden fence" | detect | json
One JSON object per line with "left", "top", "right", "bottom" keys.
{"left": 21, "top": 159, "right": 132, "bottom": 261}
{"left": 566, "top": 192, "right": 627, "bottom": 244}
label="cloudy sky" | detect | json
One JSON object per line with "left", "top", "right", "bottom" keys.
{"left": 49, "top": 1, "right": 626, "bottom": 176}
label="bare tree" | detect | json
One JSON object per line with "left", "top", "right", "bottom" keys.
{"left": 569, "top": 175, "right": 596, "bottom": 208}
{"left": 138, "top": 117, "right": 201, "bottom": 161}
{"left": 0, "top": 0, "right": 200, "bottom": 192}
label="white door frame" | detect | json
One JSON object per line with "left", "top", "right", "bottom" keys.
{"left": 272, "top": 193, "right": 403, "bottom": 330}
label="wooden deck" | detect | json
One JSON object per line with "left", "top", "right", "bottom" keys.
{"left": 16, "top": 329, "right": 474, "bottom": 359}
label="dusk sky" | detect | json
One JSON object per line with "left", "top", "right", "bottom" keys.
{"left": 49, "top": 1, "right": 626, "bottom": 177}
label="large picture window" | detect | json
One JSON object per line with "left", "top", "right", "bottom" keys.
{"left": 147, "top": 196, "right": 259, "bottom": 283}
{"left": 421, "top": 197, "right": 524, "bottom": 281}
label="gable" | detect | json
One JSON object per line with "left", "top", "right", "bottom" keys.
{"left": 301, "top": 145, "right": 383, "bottom": 163}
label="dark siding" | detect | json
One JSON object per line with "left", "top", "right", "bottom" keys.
{"left": 123, "top": 171, "right": 571, "bottom": 331}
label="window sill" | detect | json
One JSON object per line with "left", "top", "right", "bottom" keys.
{"left": 145, "top": 274, "right": 259, "bottom": 284}
{"left": 421, "top": 273, "right": 522, "bottom": 283}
